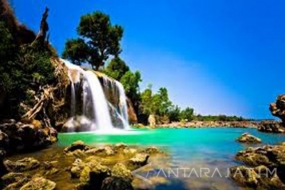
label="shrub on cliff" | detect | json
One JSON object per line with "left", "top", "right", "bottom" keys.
{"left": 0, "top": 20, "right": 55, "bottom": 119}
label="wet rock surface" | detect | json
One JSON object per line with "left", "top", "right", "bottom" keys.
{"left": 231, "top": 143, "right": 285, "bottom": 189}
{"left": 0, "top": 119, "right": 58, "bottom": 154}
{"left": 1, "top": 141, "right": 168, "bottom": 190}
{"left": 236, "top": 133, "right": 262, "bottom": 144}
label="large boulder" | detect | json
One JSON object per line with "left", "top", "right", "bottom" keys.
{"left": 232, "top": 143, "right": 285, "bottom": 188}
{"left": 236, "top": 133, "right": 262, "bottom": 144}
{"left": 0, "top": 120, "right": 58, "bottom": 153}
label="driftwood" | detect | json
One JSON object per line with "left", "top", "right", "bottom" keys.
{"left": 33, "top": 7, "right": 49, "bottom": 45}
{"left": 21, "top": 86, "right": 55, "bottom": 124}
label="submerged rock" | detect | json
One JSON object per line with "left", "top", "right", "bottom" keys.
{"left": 86, "top": 146, "right": 115, "bottom": 157}
{"left": 230, "top": 165, "right": 285, "bottom": 189}
{"left": 1, "top": 172, "right": 30, "bottom": 187}
{"left": 128, "top": 153, "right": 149, "bottom": 169}
{"left": 101, "top": 177, "right": 134, "bottom": 190}
{"left": 4, "top": 157, "right": 40, "bottom": 172}
{"left": 237, "top": 133, "right": 262, "bottom": 144}
{"left": 20, "top": 177, "right": 56, "bottom": 190}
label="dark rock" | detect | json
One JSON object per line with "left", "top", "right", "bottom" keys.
{"left": 236, "top": 133, "right": 262, "bottom": 144}
{"left": 143, "top": 146, "right": 161, "bottom": 154}
{"left": 0, "top": 149, "right": 7, "bottom": 177}
{"left": 79, "top": 159, "right": 110, "bottom": 190}
{"left": 4, "top": 157, "right": 40, "bottom": 172}
{"left": 101, "top": 177, "right": 134, "bottom": 190}
{"left": 1, "top": 172, "right": 30, "bottom": 187}
{"left": 64, "top": 140, "right": 90, "bottom": 153}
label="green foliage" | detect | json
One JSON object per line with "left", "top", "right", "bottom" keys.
{"left": 104, "top": 57, "right": 129, "bottom": 80}
{"left": 62, "top": 11, "right": 123, "bottom": 70}
{"left": 0, "top": 21, "right": 55, "bottom": 119}
{"left": 140, "top": 86, "right": 172, "bottom": 116}
{"left": 120, "top": 70, "right": 142, "bottom": 103}
{"left": 62, "top": 38, "right": 89, "bottom": 65}
{"left": 179, "top": 107, "right": 194, "bottom": 121}
{"left": 194, "top": 114, "right": 246, "bottom": 121}
{"left": 168, "top": 105, "right": 181, "bottom": 122}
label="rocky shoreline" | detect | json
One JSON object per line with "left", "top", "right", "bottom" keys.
{"left": 230, "top": 142, "right": 285, "bottom": 189}
{"left": 0, "top": 141, "right": 168, "bottom": 190}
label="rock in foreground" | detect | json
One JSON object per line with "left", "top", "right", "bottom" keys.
{"left": 1, "top": 142, "right": 168, "bottom": 190}
{"left": 231, "top": 143, "right": 285, "bottom": 189}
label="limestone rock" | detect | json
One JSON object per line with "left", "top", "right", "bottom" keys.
{"left": 111, "top": 163, "right": 133, "bottom": 182}
{"left": 20, "top": 177, "right": 56, "bottom": 190}
{"left": 86, "top": 146, "right": 115, "bottom": 157}
{"left": 258, "top": 121, "right": 285, "bottom": 133}
{"left": 128, "top": 153, "right": 149, "bottom": 169}
{"left": 237, "top": 133, "right": 262, "bottom": 144}
{"left": 4, "top": 157, "right": 40, "bottom": 172}
{"left": 148, "top": 114, "right": 156, "bottom": 128}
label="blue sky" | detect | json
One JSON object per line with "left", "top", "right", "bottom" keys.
{"left": 12, "top": 0, "right": 285, "bottom": 119}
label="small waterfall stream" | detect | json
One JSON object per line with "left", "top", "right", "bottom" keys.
{"left": 61, "top": 59, "right": 130, "bottom": 131}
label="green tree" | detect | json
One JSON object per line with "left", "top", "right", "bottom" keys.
{"left": 140, "top": 86, "right": 173, "bottom": 116}
{"left": 62, "top": 38, "right": 89, "bottom": 65}
{"left": 120, "top": 70, "right": 142, "bottom": 106}
{"left": 62, "top": 11, "right": 123, "bottom": 70}
{"left": 168, "top": 105, "right": 181, "bottom": 122}
{"left": 179, "top": 107, "right": 194, "bottom": 121}
{"left": 104, "top": 57, "right": 129, "bottom": 80}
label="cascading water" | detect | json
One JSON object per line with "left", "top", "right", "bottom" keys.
{"left": 115, "top": 81, "right": 130, "bottom": 129}
{"left": 61, "top": 59, "right": 130, "bottom": 132}
{"left": 84, "top": 70, "right": 113, "bottom": 130}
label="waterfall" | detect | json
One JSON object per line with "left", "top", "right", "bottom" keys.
{"left": 84, "top": 71, "right": 113, "bottom": 130}
{"left": 61, "top": 59, "right": 130, "bottom": 132}
{"left": 115, "top": 81, "right": 130, "bottom": 129}
{"left": 67, "top": 70, "right": 76, "bottom": 117}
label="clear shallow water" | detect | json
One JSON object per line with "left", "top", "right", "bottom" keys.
{"left": 59, "top": 128, "right": 285, "bottom": 190}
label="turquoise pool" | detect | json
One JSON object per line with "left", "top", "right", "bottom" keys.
{"left": 59, "top": 128, "right": 285, "bottom": 189}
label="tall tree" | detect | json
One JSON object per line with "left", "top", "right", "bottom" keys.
{"left": 62, "top": 11, "right": 123, "bottom": 70}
